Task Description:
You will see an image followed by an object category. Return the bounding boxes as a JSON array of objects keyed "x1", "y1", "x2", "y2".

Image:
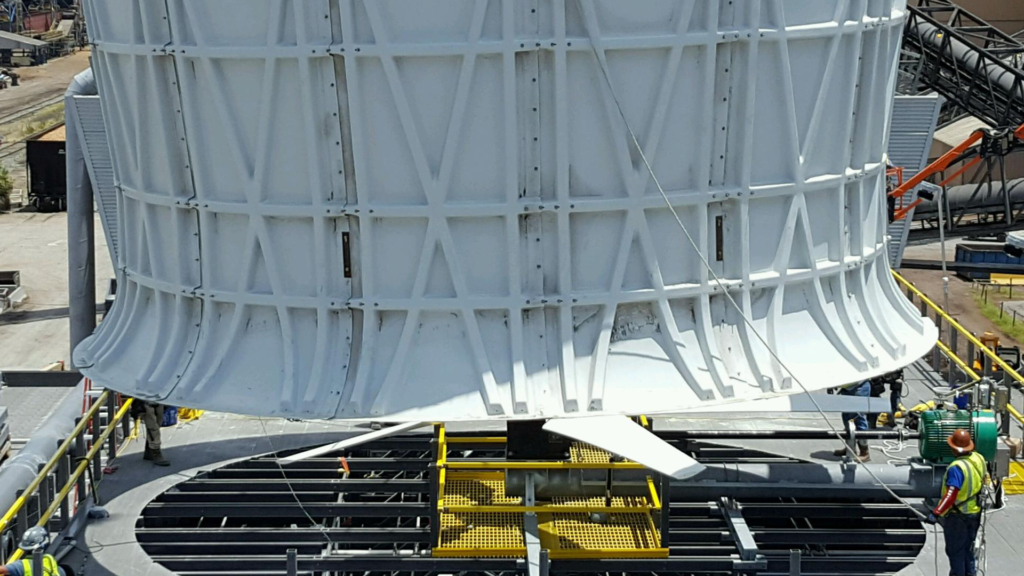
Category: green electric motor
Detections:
[{"x1": 918, "y1": 409, "x2": 998, "y2": 464}]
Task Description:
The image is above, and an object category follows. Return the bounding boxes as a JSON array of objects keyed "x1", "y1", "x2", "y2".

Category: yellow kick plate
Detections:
[{"x1": 1004, "y1": 461, "x2": 1024, "y2": 495}]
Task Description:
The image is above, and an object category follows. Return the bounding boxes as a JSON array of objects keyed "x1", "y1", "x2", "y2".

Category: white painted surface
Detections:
[
  {"x1": 77, "y1": 0, "x2": 936, "y2": 421},
  {"x1": 278, "y1": 421, "x2": 428, "y2": 465},
  {"x1": 544, "y1": 415, "x2": 705, "y2": 479},
  {"x1": 682, "y1": 393, "x2": 893, "y2": 414}
]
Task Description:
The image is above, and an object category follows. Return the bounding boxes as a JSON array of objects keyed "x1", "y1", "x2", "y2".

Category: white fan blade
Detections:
[
  {"x1": 543, "y1": 415, "x2": 705, "y2": 479},
  {"x1": 279, "y1": 421, "x2": 427, "y2": 465}
]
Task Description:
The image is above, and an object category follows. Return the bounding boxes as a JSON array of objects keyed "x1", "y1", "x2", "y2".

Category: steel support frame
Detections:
[
  {"x1": 133, "y1": 433, "x2": 926, "y2": 576},
  {"x1": 903, "y1": 1, "x2": 1024, "y2": 129},
  {"x1": 0, "y1": 371, "x2": 83, "y2": 388},
  {"x1": 718, "y1": 498, "x2": 760, "y2": 563}
]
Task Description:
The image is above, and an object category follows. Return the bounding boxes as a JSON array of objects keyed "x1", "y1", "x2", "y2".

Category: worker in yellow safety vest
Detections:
[
  {"x1": 0, "y1": 527, "x2": 65, "y2": 575},
  {"x1": 924, "y1": 429, "x2": 990, "y2": 576}
]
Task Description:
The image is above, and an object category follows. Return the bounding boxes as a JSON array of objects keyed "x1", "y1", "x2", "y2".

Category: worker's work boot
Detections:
[
  {"x1": 144, "y1": 446, "x2": 170, "y2": 466},
  {"x1": 832, "y1": 446, "x2": 871, "y2": 462}
]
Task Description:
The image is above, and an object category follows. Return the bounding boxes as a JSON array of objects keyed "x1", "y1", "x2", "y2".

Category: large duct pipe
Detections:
[
  {"x1": 66, "y1": 69, "x2": 97, "y2": 366},
  {"x1": 507, "y1": 460, "x2": 943, "y2": 499},
  {"x1": 676, "y1": 460, "x2": 944, "y2": 499},
  {"x1": 912, "y1": 177, "x2": 1024, "y2": 220},
  {"x1": 0, "y1": 381, "x2": 85, "y2": 522}
]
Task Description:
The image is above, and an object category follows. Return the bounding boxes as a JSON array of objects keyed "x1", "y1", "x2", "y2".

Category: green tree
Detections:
[{"x1": 0, "y1": 166, "x2": 12, "y2": 212}]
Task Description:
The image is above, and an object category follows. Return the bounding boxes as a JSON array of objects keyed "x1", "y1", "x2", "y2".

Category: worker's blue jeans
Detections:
[
  {"x1": 839, "y1": 381, "x2": 870, "y2": 446},
  {"x1": 943, "y1": 513, "x2": 981, "y2": 576}
]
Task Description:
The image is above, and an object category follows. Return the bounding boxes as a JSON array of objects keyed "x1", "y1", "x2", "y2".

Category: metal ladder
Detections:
[{"x1": 886, "y1": 96, "x2": 944, "y2": 268}]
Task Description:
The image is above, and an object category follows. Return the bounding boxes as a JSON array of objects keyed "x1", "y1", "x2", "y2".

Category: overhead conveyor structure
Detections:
[
  {"x1": 903, "y1": 0, "x2": 1024, "y2": 130},
  {"x1": 892, "y1": 1, "x2": 1024, "y2": 231}
]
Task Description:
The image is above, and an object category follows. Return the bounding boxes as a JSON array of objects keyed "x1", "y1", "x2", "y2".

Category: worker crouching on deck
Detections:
[{"x1": 925, "y1": 429, "x2": 990, "y2": 576}]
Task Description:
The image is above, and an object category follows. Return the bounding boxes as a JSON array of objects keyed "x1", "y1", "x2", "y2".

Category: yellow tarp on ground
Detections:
[
  {"x1": 178, "y1": 407, "x2": 204, "y2": 423},
  {"x1": 1005, "y1": 461, "x2": 1024, "y2": 495},
  {"x1": 989, "y1": 273, "x2": 1024, "y2": 285}
]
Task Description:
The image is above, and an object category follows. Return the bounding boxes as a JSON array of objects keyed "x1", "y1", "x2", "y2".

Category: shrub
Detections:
[{"x1": 0, "y1": 166, "x2": 12, "y2": 211}]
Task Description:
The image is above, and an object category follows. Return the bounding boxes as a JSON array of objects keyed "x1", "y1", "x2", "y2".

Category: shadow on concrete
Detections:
[{"x1": 0, "y1": 303, "x2": 104, "y2": 326}]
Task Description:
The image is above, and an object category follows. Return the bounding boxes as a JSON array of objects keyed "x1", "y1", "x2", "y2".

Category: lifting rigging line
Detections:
[
  {"x1": 572, "y1": 0, "x2": 932, "y2": 521},
  {"x1": 250, "y1": 2, "x2": 1003, "y2": 562},
  {"x1": 575, "y1": 4, "x2": 1015, "y2": 570}
]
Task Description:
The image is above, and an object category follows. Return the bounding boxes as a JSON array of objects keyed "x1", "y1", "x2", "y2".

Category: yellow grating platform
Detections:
[
  {"x1": 541, "y1": 512, "x2": 664, "y2": 558},
  {"x1": 570, "y1": 442, "x2": 613, "y2": 463},
  {"x1": 552, "y1": 495, "x2": 649, "y2": 508},
  {"x1": 1005, "y1": 461, "x2": 1024, "y2": 495},
  {"x1": 434, "y1": 469, "x2": 666, "y2": 558},
  {"x1": 435, "y1": 474, "x2": 526, "y2": 557},
  {"x1": 443, "y1": 475, "x2": 522, "y2": 506}
]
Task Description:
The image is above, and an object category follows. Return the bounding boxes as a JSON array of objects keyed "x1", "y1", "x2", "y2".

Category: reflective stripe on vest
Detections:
[
  {"x1": 940, "y1": 452, "x2": 986, "y2": 516},
  {"x1": 20, "y1": 554, "x2": 59, "y2": 576}
]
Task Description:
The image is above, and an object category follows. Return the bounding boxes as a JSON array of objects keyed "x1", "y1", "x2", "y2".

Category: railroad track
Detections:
[
  {"x1": 0, "y1": 94, "x2": 63, "y2": 127},
  {"x1": 0, "y1": 95, "x2": 67, "y2": 162}
]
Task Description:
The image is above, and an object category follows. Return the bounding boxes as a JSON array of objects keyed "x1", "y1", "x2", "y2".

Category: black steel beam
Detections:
[
  {"x1": 136, "y1": 527, "x2": 429, "y2": 543},
  {"x1": 152, "y1": 555, "x2": 771, "y2": 573},
  {"x1": 172, "y1": 479, "x2": 430, "y2": 493},
  {"x1": 157, "y1": 492, "x2": 342, "y2": 503},
  {"x1": 714, "y1": 502, "x2": 917, "y2": 520},
  {"x1": 901, "y1": 258, "x2": 1024, "y2": 273},
  {"x1": 764, "y1": 554, "x2": 922, "y2": 574},
  {"x1": 226, "y1": 457, "x2": 430, "y2": 471},
  {"x1": 142, "y1": 502, "x2": 430, "y2": 518},
  {"x1": 142, "y1": 542, "x2": 325, "y2": 556},
  {"x1": 0, "y1": 370, "x2": 82, "y2": 387},
  {"x1": 151, "y1": 556, "x2": 523, "y2": 572},
  {"x1": 752, "y1": 528, "x2": 926, "y2": 546}
]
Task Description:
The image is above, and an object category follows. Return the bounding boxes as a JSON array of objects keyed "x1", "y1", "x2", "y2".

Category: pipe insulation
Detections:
[
  {"x1": 66, "y1": 68, "x2": 97, "y2": 365},
  {"x1": 912, "y1": 177, "x2": 1024, "y2": 220},
  {"x1": 507, "y1": 460, "x2": 944, "y2": 499},
  {"x1": 0, "y1": 380, "x2": 85, "y2": 520}
]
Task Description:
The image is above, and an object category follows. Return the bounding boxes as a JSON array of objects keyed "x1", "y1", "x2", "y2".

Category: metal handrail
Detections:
[
  {"x1": 0, "y1": 389, "x2": 133, "y2": 564},
  {"x1": 892, "y1": 270, "x2": 1024, "y2": 385},
  {"x1": 0, "y1": 390, "x2": 111, "y2": 533},
  {"x1": 1009, "y1": 404, "x2": 1024, "y2": 426},
  {"x1": 935, "y1": 340, "x2": 980, "y2": 382},
  {"x1": 6, "y1": 399, "x2": 133, "y2": 563}
]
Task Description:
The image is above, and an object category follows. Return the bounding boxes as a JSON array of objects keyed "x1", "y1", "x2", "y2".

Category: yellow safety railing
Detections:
[
  {"x1": 0, "y1": 391, "x2": 133, "y2": 563},
  {"x1": 893, "y1": 271, "x2": 1024, "y2": 385},
  {"x1": 935, "y1": 340, "x2": 980, "y2": 382},
  {"x1": 7, "y1": 398, "x2": 133, "y2": 563},
  {"x1": 1009, "y1": 404, "x2": 1024, "y2": 427}
]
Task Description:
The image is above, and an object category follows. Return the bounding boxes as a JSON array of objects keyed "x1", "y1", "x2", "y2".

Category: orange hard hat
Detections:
[{"x1": 948, "y1": 428, "x2": 975, "y2": 455}]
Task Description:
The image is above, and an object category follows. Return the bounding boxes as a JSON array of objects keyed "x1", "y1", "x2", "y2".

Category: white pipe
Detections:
[
  {"x1": 0, "y1": 381, "x2": 85, "y2": 516},
  {"x1": 66, "y1": 68, "x2": 97, "y2": 366}
]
